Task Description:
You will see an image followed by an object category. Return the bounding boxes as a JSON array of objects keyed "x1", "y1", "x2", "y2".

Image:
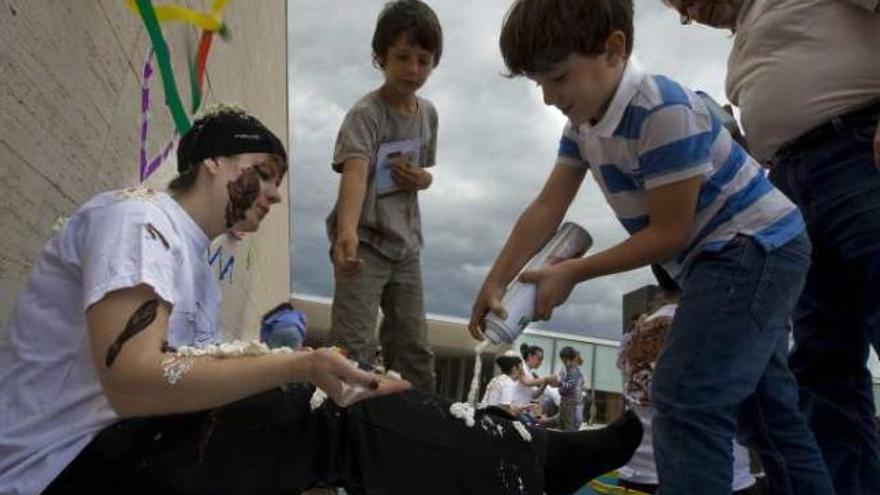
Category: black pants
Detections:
[{"x1": 44, "y1": 385, "x2": 548, "y2": 495}]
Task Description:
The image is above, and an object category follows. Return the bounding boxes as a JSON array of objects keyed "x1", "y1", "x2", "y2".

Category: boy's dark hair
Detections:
[
  {"x1": 499, "y1": 0, "x2": 634, "y2": 76},
  {"x1": 372, "y1": 0, "x2": 443, "y2": 68},
  {"x1": 496, "y1": 355, "x2": 523, "y2": 375},
  {"x1": 559, "y1": 346, "x2": 578, "y2": 361},
  {"x1": 519, "y1": 343, "x2": 544, "y2": 361}
]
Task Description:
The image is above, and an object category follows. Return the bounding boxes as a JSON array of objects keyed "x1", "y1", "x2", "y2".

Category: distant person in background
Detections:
[
  {"x1": 575, "y1": 352, "x2": 594, "y2": 426},
  {"x1": 518, "y1": 344, "x2": 559, "y2": 410},
  {"x1": 481, "y1": 355, "x2": 535, "y2": 418},
  {"x1": 521, "y1": 344, "x2": 546, "y2": 381},
  {"x1": 260, "y1": 302, "x2": 307, "y2": 349},
  {"x1": 617, "y1": 265, "x2": 758, "y2": 494},
  {"x1": 557, "y1": 346, "x2": 586, "y2": 431},
  {"x1": 521, "y1": 344, "x2": 558, "y2": 426},
  {"x1": 537, "y1": 386, "x2": 562, "y2": 429}
]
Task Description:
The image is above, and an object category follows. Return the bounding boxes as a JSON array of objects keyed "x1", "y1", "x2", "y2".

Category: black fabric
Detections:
[
  {"x1": 542, "y1": 410, "x2": 643, "y2": 495},
  {"x1": 43, "y1": 386, "x2": 550, "y2": 495},
  {"x1": 177, "y1": 110, "x2": 287, "y2": 174}
]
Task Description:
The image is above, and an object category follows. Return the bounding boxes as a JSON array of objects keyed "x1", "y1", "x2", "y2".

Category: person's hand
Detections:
[
  {"x1": 305, "y1": 348, "x2": 411, "y2": 407},
  {"x1": 392, "y1": 163, "x2": 432, "y2": 191},
  {"x1": 468, "y1": 283, "x2": 507, "y2": 341},
  {"x1": 873, "y1": 119, "x2": 880, "y2": 168},
  {"x1": 543, "y1": 375, "x2": 560, "y2": 387},
  {"x1": 523, "y1": 403, "x2": 541, "y2": 415},
  {"x1": 519, "y1": 260, "x2": 578, "y2": 321},
  {"x1": 509, "y1": 404, "x2": 529, "y2": 417},
  {"x1": 332, "y1": 230, "x2": 364, "y2": 277}
]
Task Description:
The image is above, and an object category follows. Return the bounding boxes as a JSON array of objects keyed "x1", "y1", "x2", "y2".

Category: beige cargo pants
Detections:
[{"x1": 330, "y1": 244, "x2": 435, "y2": 392}]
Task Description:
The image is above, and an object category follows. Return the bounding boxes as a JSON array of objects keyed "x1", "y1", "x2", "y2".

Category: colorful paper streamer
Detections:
[
  {"x1": 131, "y1": 0, "x2": 231, "y2": 180},
  {"x1": 140, "y1": 49, "x2": 175, "y2": 182},
  {"x1": 132, "y1": 0, "x2": 192, "y2": 134},
  {"x1": 126, "y1": 0, "x2": 230, "y2": 31},
  {"x1": 187, "y1": 30, "x2": 215, "y2": 113}
]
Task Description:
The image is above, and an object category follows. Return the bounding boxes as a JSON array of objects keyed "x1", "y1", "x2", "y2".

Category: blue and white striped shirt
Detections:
[{"x1": 557, "y1": 59, "x2": 804, "y2": 279}]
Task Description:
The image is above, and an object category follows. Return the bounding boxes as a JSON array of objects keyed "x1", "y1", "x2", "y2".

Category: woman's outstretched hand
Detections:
[{"x1": 305, "y1": 348, "x2": 411, "y2": 407}]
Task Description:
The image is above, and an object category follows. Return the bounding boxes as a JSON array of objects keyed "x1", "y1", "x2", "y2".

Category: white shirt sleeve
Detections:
[
  {"x1": 482, "y1": 375, "x2": 518, "y2": 407},
  {"x1": 79, "y1": 198, "x2": 182, "y2": 310}
]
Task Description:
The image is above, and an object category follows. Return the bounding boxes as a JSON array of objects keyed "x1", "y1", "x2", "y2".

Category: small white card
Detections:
[{"x1": 375, "y1": 138, "x2": 421, "y2": 196}]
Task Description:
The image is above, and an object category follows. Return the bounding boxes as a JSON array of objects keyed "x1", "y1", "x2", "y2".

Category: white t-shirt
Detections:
[
  {"x1": 544, "y1": 386, "x2": 561, "y2": 407},
  {"x1": 511, "y1": 379, "x2": 537, "y2": 407},
  {"x1": 0, "y1": 188, "x2": 221, "y2": 495},
  {"x1": 511, "y1": 365, "x2": 541, "y2": 406},
  {"x1": 619, "y1": 301, "x2": 757, "y2": 490},
  {"x1": 618, "y1": 406, "x2": 756, "y2": 490},
  {"x1": 481, "y1": 374, "x2": 517, "y2": 408},
  {"x1": 523, "y1": 364, "x2": 539, "y2": 379}
]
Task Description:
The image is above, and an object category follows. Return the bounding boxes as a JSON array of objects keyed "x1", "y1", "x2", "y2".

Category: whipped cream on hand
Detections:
[{"x1": 307, "y1": 351, "x2": 411, "y2": 409}]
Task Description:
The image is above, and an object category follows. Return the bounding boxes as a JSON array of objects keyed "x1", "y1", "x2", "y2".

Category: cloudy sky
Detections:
[{"x1": 287, "y1": 0, "x2": 735, "y2": 340}]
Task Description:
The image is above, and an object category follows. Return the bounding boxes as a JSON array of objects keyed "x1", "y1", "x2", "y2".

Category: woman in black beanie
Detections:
[{"x1": 2, "y1": 106, "x2": 641, "y2": 495}]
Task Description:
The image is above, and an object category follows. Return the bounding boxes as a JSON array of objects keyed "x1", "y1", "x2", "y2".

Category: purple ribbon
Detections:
[{"x1": 139, "y1": 48, "x2": 175, "y2": 182}]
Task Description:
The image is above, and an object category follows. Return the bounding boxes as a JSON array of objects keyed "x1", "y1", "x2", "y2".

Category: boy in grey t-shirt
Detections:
[{"x1": 326, "y1": 0, "x2": 441, "y2": 392}]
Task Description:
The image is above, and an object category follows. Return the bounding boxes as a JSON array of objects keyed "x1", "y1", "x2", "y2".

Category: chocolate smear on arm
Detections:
[{"x1": 105, "y1": 299, "x2": 159, "y2": 367}]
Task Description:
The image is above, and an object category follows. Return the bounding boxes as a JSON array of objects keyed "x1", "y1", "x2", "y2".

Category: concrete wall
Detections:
[{"x1": 0, "y1": 0, "x2": 290, "y2": 343}]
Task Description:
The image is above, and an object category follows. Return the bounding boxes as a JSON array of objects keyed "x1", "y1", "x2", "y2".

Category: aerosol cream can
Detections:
[{"x1": 484, "y1": 222, "x2": 593, "y2": 345}]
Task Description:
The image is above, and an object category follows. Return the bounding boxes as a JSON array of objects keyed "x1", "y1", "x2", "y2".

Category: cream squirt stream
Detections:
[
  {"x1": 449, "y1": 340, "x2": 533, "y2": 442},
  {"x1": 450, "y1": 222, "x2": 593, "y2": 440}
]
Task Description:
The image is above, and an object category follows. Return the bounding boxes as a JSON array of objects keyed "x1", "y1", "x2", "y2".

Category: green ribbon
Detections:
[
  {"x1": 135, "y1": 0, "x2": 191, "y2": 134},
  {"x1": 187, "y1": 55, "x2": 201, "y2": 114}
]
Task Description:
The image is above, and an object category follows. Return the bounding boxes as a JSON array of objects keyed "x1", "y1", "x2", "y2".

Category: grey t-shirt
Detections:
[{"x1": 326, "y1": 90, "x2": 438, "y2": 261}]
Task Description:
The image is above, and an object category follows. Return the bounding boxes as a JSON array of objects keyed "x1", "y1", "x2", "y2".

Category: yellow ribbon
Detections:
[
  {"x1": 587, "y1": 480, "x2": 651, "y2": 495},
  {"x1": 126, "y1": 0, "x2": 231, "y2": 31}
]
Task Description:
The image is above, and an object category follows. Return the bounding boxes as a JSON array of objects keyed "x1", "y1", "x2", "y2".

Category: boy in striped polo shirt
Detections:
[{"x1": 468, "y1": 0, "x2": 833, "y2": 493}]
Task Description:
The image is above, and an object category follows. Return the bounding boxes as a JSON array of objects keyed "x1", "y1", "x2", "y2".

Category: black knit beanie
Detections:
[{"x1": 176, "y1": 107, "x2": 287, "y2": 174}]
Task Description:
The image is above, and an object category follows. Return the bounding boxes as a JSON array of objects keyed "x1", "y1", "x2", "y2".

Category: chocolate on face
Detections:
[{"x1": 225, "y1": 167, "x2": 261, "y2": 229}]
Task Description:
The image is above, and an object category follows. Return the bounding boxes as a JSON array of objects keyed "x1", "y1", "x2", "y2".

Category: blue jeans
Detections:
[
  {"x1": 769, "y1": 113, "x2": 880, "y2": 495},
  {"x1": 652, "y1": 233, "x2": 832, "y2": 495}
]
